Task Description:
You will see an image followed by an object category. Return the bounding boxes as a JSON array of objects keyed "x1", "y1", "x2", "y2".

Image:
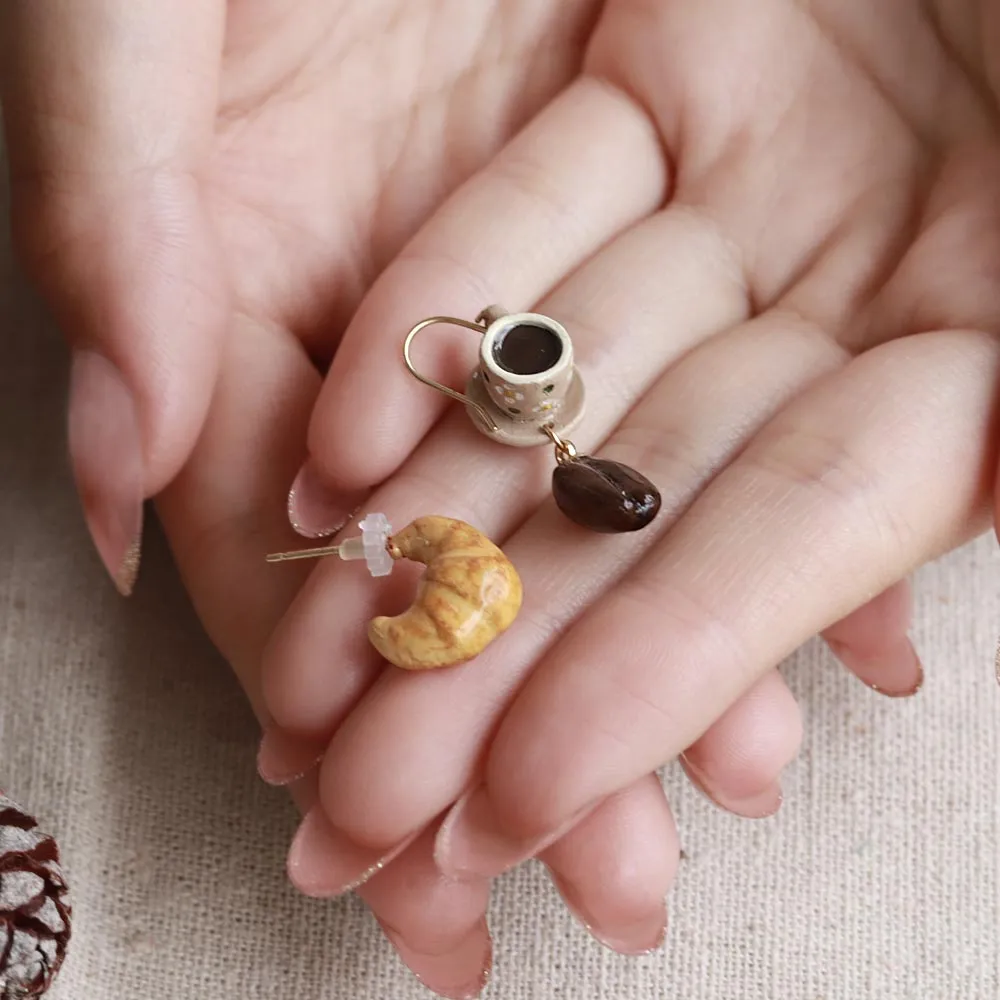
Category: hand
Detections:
[
  {"x1": 259, "y1": 0, "x2": 999, "y2": 975},
  {"x1": 0, "y1": 0, "x2": 592, "y2": 589},
  {"x1": 3, "y1": 2, "x2": 754, "y2": 995}
]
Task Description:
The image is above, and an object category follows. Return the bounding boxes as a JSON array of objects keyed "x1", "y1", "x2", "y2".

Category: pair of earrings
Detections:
[{"x1": 268, "y1": 306, "x2": 661, "y2": 671}]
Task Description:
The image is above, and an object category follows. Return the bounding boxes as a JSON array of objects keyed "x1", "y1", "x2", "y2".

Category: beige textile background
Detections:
[{"x1": 1, "y1": 152, "x2": 998, "y2": 1000}]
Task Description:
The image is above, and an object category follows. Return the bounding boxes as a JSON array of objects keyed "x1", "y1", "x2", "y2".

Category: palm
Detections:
[
  {"x1": 615, "y1": 0, "x2": 1000, "y2": 340},
  {"x1": 164, "y1": 2, "x2": 1000, "y2": 997},
  {"x1": 203, "y1": 0, "x2": 595, "y2": 354}
]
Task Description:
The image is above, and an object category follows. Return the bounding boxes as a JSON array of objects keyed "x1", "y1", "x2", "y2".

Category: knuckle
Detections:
[
  {"x1": 628, "y1": 579, "x2": 753, "y2": 692},
  {"x1": 747, "y1": 422, "x2": 915, "y2": 558},
  {"x1": 493, "y1": 148, "x2": 577, "y2": 227},
  {"x1": 319, "y1": 778, "x2": 387, "y2": 850},
  {"x1": 565, "y1": 586, "x2": 753, "y2": 768},
  {"x1": 380, "y1": 903, "x2": 487, "y2": 957},
  {"x1": 716, "y1": 732, "x2": 794, "y2": 792},
  {"x1": 485, "y1": 741, "x2": 560, "y2": 843},
  {"x1": 393, "y1": 247, "x2": 496, "y2": 312},
  {"x1": 711, "y1": 679, "x2": 804, "y2": 785},
  {"x1": 606, "y1": 423, "x2": 722, "y2": 519}
]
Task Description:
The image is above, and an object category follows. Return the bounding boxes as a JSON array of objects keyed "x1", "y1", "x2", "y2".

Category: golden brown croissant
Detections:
[{"x1": 368, "y1": 516, "x2": 523, "y2": 670}]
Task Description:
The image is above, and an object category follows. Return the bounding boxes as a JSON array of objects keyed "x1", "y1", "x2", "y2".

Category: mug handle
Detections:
[{"x1": 402, "y1": 314, "x2": 501, "y2": 433}]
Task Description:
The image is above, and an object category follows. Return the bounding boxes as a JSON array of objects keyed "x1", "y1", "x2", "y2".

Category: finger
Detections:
[
  {"x1": 442, "y1": 330, "x2": 997, "y2": 877},
  {"x1": 680, "y1": 670, "x2": 800, "y2": 819},
  {"x1": 289, "y1": 818, "x2": 493, "y2": 1000},
  {"x1": 303, "y1": 776, "x2": 676, "y2": 998},
  {"x1": 262, "y1": 202, "x2": 750, "y2": 749},
  {"x1": 540, "y1": 774, "x2": 674, "y2": 956},
  {"x1": 154, "y1": 323, "x2": 492, "y2": 999},
  {"x1": 290, "y1": 76, "x2": 669, "y2": 529},
  {"x1": 823, "y1": 580, "x2": 924, "y2": 697},
  {"x1": 0, "y1": 1, "x2": 229, "y2": 593},
  {"x1": 301, "y1": 308, "x2": 842, "y2": 862},
  {"x1": 157, "y1": 317, "x2": 326, "y2": 702}
]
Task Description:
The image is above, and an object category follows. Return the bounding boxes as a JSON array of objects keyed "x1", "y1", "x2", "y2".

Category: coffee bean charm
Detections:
[
  {"x1": 553, "y1": 454, "x2": 661, "y2": 533},
  {"x1": 543, "y1": 426, "x2": 661, "y2": 533}
]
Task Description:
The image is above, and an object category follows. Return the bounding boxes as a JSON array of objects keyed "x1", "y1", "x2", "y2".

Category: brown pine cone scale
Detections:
[{"x1": 0, "y1": 793, "x2": 70, "y2": 999}]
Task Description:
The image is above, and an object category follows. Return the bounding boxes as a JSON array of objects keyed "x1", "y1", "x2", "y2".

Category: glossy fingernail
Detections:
[
  {"x1": 287, "y1": 808, "x2": 410, "y2": 897},
  {"x1": 829, "y1": 636, "x2": 925, "y2": 698},
  {"x1": 287, "y1": 460, "x2": 362, "y2": 539},
  {"x1": 436, "y1": 787, "x2": 586, "y2": 880},
  {"x1": 257, "y1": 729, "x2": 326, "y2": 786},
  {"x1": 681, "y1": 759, "x2": 783, "y2": 819},
  {"x1": 67, "y1": 350, "x2": 143, "y2": 596},
  {"x1": 380, "y1": 916, "x2": 493, "y2": 1000},
  {"x1": 550, "y1": 872, "x2": 667, "y2": 956}
]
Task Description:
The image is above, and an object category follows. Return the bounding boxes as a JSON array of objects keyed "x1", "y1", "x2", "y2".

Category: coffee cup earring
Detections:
[{"x1": 404, "y1": 305, "x2": 662, "y2": 533}]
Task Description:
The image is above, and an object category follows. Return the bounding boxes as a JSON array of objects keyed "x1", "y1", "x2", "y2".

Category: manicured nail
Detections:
[
  {"x1": 681, "y1": 758, "x2": 783, "y2": 819},
  {"x1": 435, "y1": 787, "x2": 586, "y2": 880},
  {"x1": 380, "y1": 916, "x2": 493, "y2": 1000},
  {"x1": 287, "y1": 460, "x2": 363, "y2": 539},
  {"x1": 829, "y1": 637, "x2": 925, "y2": 698},
  {"x1": 257, "y1": 729, "x2": 326, "y2": 786},
  {"x1": 287, "y1": 808, "x2": 410, "y2": 897},
  {"x1": 67, "y1": 350, "x2": 143, "y2": 596},
  {"x1": 550, "y1": 872, "x2": 667, "y2": 956}
]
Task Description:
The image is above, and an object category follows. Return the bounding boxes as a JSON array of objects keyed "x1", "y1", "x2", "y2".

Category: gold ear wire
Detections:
[{"x1": 402, "y1": 316, "x2": 500, "y2": 433}]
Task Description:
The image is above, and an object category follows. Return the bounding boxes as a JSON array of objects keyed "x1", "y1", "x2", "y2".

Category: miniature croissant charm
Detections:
[
  {"x1": 371, "y1": 516, "x2": 523, "y2": 670},
  {"x1": 267, "y1": 513, "x2": 523, "y2": 671}
]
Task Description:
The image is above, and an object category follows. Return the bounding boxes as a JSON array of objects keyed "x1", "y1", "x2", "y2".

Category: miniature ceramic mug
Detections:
[
  {"x1": 477, "y1": 311, "x2": 575, "y2": 423},
  {"x1": 401, "y1": 305, "x2": 586, "y2": 448}
]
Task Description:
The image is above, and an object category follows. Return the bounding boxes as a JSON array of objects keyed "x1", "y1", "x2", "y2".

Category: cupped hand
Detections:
[
  {"x1": 2, "y1": 1, "x2": 767, "y2": 995},
  {"x1": 0, "y1": 0, "x2": 595, "y2": 588},
  {"x1": 259, "y1": 0, "x2": 1000, "y2": 977}
]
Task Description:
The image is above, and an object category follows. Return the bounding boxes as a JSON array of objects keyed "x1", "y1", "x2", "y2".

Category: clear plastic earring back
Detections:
[{"x1": 265, "y1": 513, "x2": 394, "y2": 577}]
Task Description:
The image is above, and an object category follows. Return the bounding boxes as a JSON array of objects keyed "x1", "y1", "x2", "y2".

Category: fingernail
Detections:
[
  {"x1": 550, "y1": 872, "x2": 667, "y2": 956},
  {"x1": 435, "y1": 786, "x2": 586, "y2": 880},
  {"x1": 257, "y1": 729, "x2": 326, "y2": 786},
  {"x1": 67, "y1": 350, "x2": 143, "y2": 595},
  {"x1": 380, "y1": 916, "x2": 493, "y2": 1000},
  {"x1": 287, "y1": 460, "x2": 361, "y2": 539},
  {"x1": 681, "y1": 758, "x2": 783, "y2": 820},
  {"x1": 829, "y1": 637, "x2": 925, "y2": 698},
  {"x1": 287, "y1": 808, "x2": 411, "y2": 897}
]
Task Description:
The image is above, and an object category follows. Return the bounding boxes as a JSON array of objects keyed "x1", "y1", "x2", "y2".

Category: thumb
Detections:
[{"x1": 0, "y1": 1, "x2": 229, "y2": 594}]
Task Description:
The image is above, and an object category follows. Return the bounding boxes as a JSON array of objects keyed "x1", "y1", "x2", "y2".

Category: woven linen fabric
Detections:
[{"x1": 1, "y1": 160, "x2": 998, "y2": 1000}]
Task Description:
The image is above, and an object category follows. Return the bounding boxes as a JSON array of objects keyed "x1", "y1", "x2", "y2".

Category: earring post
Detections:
[{"x1": 265, "y1": 545, "x2": 341, "y2": 563}]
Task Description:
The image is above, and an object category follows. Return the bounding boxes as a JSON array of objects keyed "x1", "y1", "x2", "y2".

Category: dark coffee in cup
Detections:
[
  {"x1": 478, "y1": 310, "x2": 575, "y2": 427},
  {"x1": 492, "y1": 324, "x2": 564, "y2": 376}
]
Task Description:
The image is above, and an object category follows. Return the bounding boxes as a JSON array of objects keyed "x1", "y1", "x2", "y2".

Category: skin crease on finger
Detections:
[{"x1": 257, "y1": 0, "x2": 1000, "y2": 869}]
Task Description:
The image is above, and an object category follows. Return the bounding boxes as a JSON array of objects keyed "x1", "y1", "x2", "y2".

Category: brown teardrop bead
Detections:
[{"x1": 552, "y1": 455, "x2": 661, "y2": 533}]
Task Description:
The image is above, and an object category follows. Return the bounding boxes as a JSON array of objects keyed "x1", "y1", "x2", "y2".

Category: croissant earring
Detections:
[
  {"x1": 403, "y1": 305, "x2": 662, "y2": 533},
  {"x1": 267, "y1": 514, "x2": 522, "y2": 670}
]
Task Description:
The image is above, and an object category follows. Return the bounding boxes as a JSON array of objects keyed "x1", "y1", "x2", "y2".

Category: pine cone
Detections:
[{"x1": 0, "y1": 793, "x2": 70, "y2": 999}]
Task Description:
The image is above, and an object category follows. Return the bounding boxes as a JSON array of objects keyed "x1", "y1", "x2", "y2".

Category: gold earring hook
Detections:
[{"x1": 402, "y1": 316, "x2": 500, "y2": 433}]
